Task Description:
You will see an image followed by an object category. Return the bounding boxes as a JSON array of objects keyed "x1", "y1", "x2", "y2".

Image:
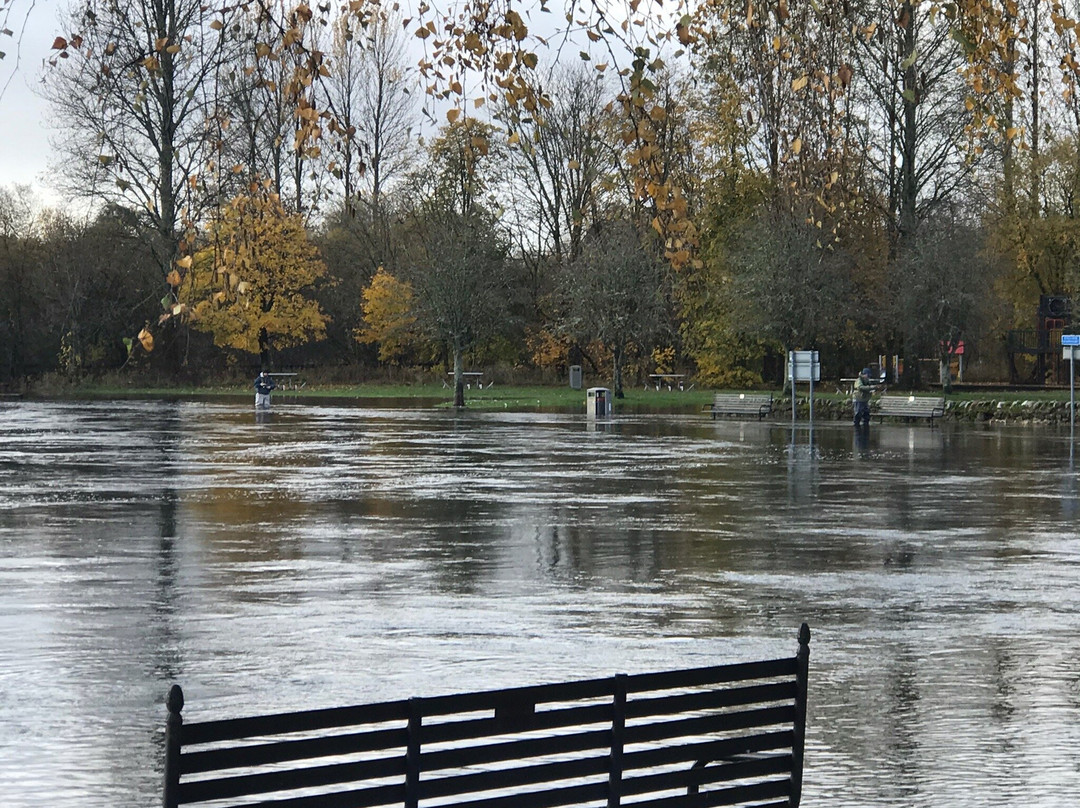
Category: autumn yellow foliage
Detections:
[
  {"x1": 356, "y1": 267, "x2": 422, "y2": 364},
  {"x1": 184, "y1": 190, "x2": 329, "y2": 358}
]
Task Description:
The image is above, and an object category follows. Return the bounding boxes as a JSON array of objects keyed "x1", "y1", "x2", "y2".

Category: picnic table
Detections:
[
  {"x1": 646, "y1": 373, "x2": 689, "y2": 391},
  {"x1": 838, "y1": 374, "x2": 886, "y2": 395},
  {"x1": 444, "y1": 372, "x2": 487, "y2": 389},
  {"x1": 267, "y1": 372, "x2": 304, "y2": 390}
]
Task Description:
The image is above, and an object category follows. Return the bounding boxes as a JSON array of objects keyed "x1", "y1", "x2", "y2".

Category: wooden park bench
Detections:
[
  {"x1": 163, "y1": 624, "x2": 811, "y2": 808},
  {"x1": 709, "y1": 392, "x2": 774, "y2": 420},
  {"x1": 876, "y1": 395, "x2": 946, "y2": 424}
]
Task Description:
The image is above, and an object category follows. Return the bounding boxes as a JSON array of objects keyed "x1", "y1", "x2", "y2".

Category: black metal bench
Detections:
[
  {"x1": 876, "y1": 395, "x2": 946, "y2": 423},
  {"x1": 163, "y1": 624, "x2": 811, "y2": 808},
  {"x1": 709, "y1": 392, "x2": 774, "y2": 420}
]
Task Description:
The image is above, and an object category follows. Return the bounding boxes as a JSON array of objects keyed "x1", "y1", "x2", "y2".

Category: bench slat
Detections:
[
  {"x1": 210, "y1": 783, "x2": 406, "y2": 808},
  {"x1": 627, "y1": 657, "x2": 796, "y2": 691},
  {"x1": 631, "y1": 778, "x2": 791, "y2": 808},
  {"x1": 418, "y1": 754, "x2": 609, "y2": 800},
  {"x1": 178, "y1": 755, "x2": 408, "y2": 804},
  {"x1": 421, "y1": 726, "x2": 610, "y2": 771},
  {"x1": 422, "y1": 702, "x2": 611, "y2": 745},
  {"x1": 624, "y1": 753, "x2": 792, "y2": 797},
  {"x1": 625, "y1": 705, "x2": 797, "y2": 746},
  {"x1": 625, "y1": 680, "x2": 797, "y2": 719},
  {"x1": 180, "y1": 727, "x2": 408, "y2": 774},
  {"x1": 433, "y1": 779, "x2": 609, "y2": 808}
]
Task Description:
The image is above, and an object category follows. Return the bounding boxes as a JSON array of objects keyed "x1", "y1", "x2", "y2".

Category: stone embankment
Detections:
[{"x1": 781, "y1": 396, "x2": 1077, "y2": 423}]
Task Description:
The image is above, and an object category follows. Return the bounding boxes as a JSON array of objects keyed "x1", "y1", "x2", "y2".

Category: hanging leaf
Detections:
[
  {"x1": 950, "y1": 27, "x2": 976, "y2": 55},
  {"x1": 791, "y1": 75, "x2": 809, "y2": 91},
  {"x1": 677, "y1": 20, "x2": 692, "y2": 46},
  {"x1": 166, "y1": 269, "x2": 182, "y2": 286},
  {"x1": 138, "y1": 328, "x2": 154, "y2": 352}
]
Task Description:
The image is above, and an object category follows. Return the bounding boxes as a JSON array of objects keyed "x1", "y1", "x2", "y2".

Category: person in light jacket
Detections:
[{"x1": 852, "y1": 367, "x2": 873, "y2": 427}]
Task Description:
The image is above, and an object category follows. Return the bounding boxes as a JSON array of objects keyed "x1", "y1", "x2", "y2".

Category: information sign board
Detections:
[{"x1": 787, "y1": 350, "x2": 820, "y2": 383}]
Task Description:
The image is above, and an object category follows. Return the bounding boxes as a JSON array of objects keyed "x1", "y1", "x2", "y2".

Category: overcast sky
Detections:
[
  {"x1": 0, "y1": 0, "x2": 670, "y2": 215},
  {"x1": 1, "y1": 0, "x2": 64, "y2": 207}
]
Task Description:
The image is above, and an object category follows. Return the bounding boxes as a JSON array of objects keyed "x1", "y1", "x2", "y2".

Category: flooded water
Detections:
[{"x1": 1, "y1": 399, "x2": 1079, "y2": 807}]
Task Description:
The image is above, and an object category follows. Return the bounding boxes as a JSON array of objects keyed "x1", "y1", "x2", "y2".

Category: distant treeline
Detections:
[{"x1": 5, "y1": 0, "x2": 1079, "y2": 392}]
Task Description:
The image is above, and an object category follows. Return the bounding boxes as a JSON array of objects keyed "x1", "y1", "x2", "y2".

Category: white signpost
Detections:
[
  {"x1": 1063, "y1": 334, "x2": 1080, "y2": 429},
  {"x1": 788, "y1": 350, "x2": 821, "y2": 425}
]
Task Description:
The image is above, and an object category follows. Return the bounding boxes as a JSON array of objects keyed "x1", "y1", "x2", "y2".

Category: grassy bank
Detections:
[
  {"x1": 33, "y1": 380, "x2": 718, "y2": 411},
  {"x1": 23, "y1": 376, "x2": 1080, "y2": 414}
]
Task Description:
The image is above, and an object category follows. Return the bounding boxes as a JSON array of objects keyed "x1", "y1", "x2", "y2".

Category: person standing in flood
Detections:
[
  {"x1": 254, "y1": 371, "x2": 277, "y2": 410},
  {"x1": 852, "y1": 367, "x2": 873, "y2": 427}
]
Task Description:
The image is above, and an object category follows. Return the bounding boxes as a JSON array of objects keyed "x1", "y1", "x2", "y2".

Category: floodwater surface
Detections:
[{"x1": 1, "y1": 400, "x2": 1079, "y2": 807}]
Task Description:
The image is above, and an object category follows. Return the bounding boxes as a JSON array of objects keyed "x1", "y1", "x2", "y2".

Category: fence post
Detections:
[
  {"x1": 608, "y1": 673, "x2": 627, "y2": 808},
  {"x1": 405, "y1": 698, "x2": 421, "y2": 808},
  {"x1": 162, "y1": 685, "x2": 184, "y2": 808},
  {"x1": 791, "y1": 623, "x2": 811, "y2": 808}
]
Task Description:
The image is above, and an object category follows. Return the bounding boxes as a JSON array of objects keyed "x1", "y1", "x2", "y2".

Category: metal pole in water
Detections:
[
  {"x1": 1065, "y1": 337, "x2": 1079, "y2": 431},
  {"x1": 790, "y1": 351, "x2": 796, "y2": 427}
]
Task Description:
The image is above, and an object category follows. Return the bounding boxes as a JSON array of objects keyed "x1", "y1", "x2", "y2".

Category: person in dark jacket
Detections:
[{"x1": 254, "y1": 371, "x2": 277, "y2": 409}]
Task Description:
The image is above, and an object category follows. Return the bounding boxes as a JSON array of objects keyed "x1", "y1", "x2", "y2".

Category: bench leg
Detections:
[{"x1": 687, "y1": 758, "x2": 711, "y2": 797}]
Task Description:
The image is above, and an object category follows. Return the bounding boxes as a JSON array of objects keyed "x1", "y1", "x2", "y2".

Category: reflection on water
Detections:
[{"x1": 1, "y1": 401, "x2": 1079, "y2": 807}]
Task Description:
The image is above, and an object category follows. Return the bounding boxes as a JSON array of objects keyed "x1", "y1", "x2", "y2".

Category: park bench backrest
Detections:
[
  {"x1": 164, "y1": 624, "x2": 811, "y2": 808},
  {"x1": 711, "y1": 393, "x2": 774, "y2": 420},
  {"x1": 876, "y1": 395, "x2": 945, "y2": 421}
]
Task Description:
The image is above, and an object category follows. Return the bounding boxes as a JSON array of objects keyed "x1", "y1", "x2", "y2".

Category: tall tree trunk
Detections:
[
  {"x1": 613, "y1": 345, "x2": 624, "y2": 399},
  {"x1": 898, "y1": 1, "x2": 919, "y2": 248},
  {"x1": 259, "y1": 326, "x2": 271, "y2": 370},
  {"x1": 453, "y1": 334, "x2": 465, "y2": 407}
]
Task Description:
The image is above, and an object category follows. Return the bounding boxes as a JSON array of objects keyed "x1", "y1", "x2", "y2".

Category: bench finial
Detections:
[
  {"x1": 163, "y1": 686, "x2": 184, "y2": 808},
  {"x1": 167, "y1": 684, "x2": 184, "y2": 715}
]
